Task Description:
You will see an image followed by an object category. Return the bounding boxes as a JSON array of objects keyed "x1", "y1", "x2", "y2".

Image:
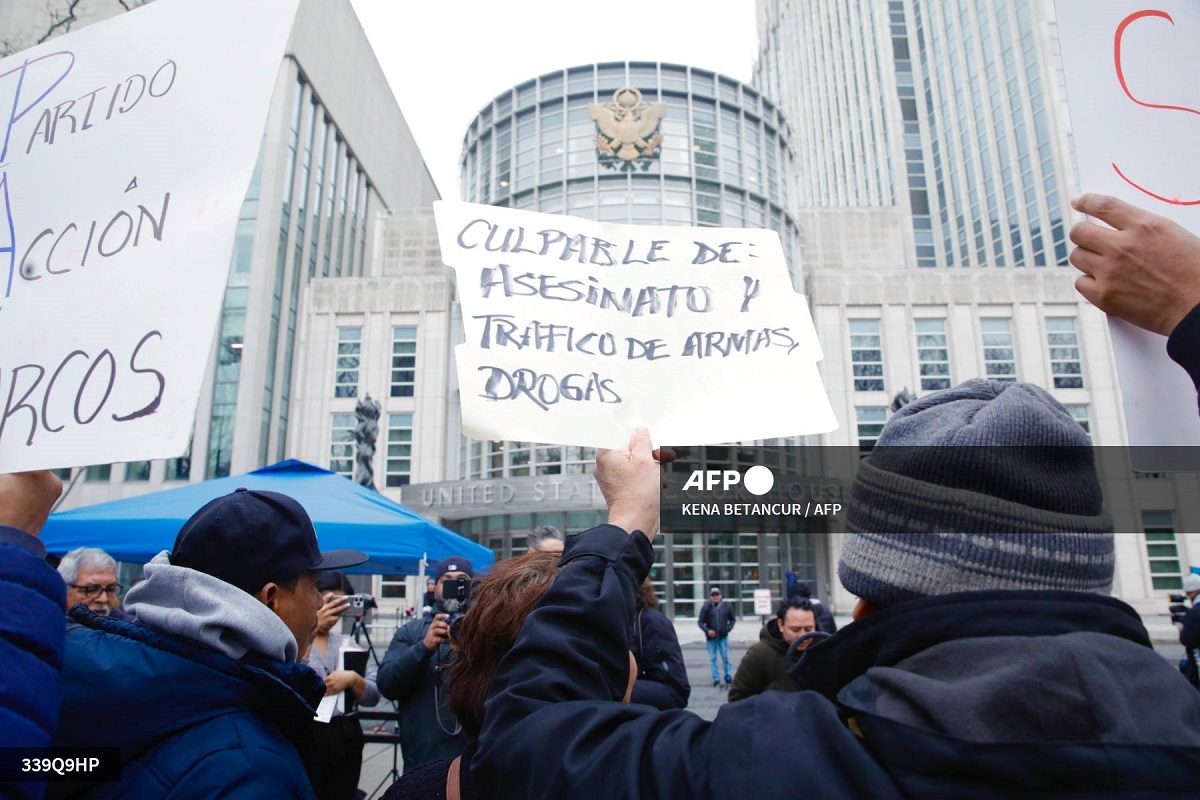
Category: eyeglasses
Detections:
[{"x1": 69, "y1": 583, "x2": 123, "y2": 599}]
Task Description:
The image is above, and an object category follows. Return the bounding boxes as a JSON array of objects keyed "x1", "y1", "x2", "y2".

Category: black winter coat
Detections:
[
  {"x1": 1168, "y1": 301, "x2": 1200, "y2": 414},
  {"x1": 377, "y1": 613, "x2": 468, "y2": 770},
  {"x1": 629, "y1": 606, "x2": 690, "y2": 710},
  {"x1": 472, "y1": 525, "x2": 1200, "y2": 799},
  {"x1": 697, "y1": 599, "x2": 735, "y2": 639}
]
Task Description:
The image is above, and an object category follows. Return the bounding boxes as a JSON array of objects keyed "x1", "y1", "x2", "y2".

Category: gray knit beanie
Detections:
[{"x1": 839, "y1": 379, "x2": 1114, "y2": 606}]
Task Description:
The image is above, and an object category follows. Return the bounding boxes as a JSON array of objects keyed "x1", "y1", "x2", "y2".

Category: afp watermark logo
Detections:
[
  {"x1": 676, "y1": 464, "x2": 843, "y2": 518},
  {"x1": 681, "y1": 465, "x2": 775, "y2": 495}
]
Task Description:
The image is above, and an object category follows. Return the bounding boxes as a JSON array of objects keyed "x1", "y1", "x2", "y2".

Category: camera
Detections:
[
  {"x1": 441, "y1": 576, "x2": 473, "y2": 626},
  {"x1": 339, "y1": 593, "x2": 376, "y2": 616},
  {"x1": 1169, "y1": 593, "x2": 1190, "y2": 626}
]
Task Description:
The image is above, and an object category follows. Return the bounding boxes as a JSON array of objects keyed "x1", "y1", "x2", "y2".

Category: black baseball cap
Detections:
[
  {"x1": 171, "y1": 488, "x2": 367, "y2": 594},
  {"x1": 432, "y1": 556, "x2": 475, "y2": 581}
]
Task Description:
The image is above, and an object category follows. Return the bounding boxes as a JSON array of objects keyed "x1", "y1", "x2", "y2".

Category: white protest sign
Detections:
[
  {"x1": 753, "y1": 588, "x2": 772, "y2": 616},
  {"x1": 435, "y1": 201, "x2": 837, "y2": 448},
  {"x1": 1057, "y1": 0, "x2": 1200, "y2": 450},
  {"x1": 0, "y1": 0, "x2": 300, "y2": 472}
]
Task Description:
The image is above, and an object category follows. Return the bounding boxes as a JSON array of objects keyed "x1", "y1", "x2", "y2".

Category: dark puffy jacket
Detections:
[
  {"x1": 377, "y1": 613, "x2": 468, "y2": 769},
  {"x1": 697, "y1": 599, "x2": 735, "y2": 639},
  {"x1": 1, "y1": 526, "x2": 65, "y2": 800},
  {"x1": 629, "y1": 606, "x2": 690, "y2": 710},
  {"x1": 1168, "y1": 301, "x2": 1200, "y2": 413},
  {"x1": 1182, "y1": 602, "x2": 1200, "y2": 688},
  {"x1": 51, "y1": 607, "x2": 322, "y2": 799},
  {"x1": 728, "y1": 619, "x2": 793, "y2": 701},
  {"x1": 473, "y1": 525, "x2": 1200, "y2": 799}
]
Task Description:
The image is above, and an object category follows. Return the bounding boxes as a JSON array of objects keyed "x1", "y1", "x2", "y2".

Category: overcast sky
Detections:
[{"x1": 348, "y1": 0, "x2": 761, "y2": 199}]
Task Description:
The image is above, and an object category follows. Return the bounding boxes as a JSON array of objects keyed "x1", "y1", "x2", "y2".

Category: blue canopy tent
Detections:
[{"x1": 40, "y1": 460, "x2": 492, "y2": 575}]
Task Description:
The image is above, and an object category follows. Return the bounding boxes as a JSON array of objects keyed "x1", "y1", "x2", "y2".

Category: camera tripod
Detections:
[{"x1": 348, "y1": 609, "x2": 402, "y2": 799}]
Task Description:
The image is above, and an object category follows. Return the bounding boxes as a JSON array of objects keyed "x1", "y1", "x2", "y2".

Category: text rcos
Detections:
[{"x1": 1, "y1": 330, "x2": 166, "y2": 448}]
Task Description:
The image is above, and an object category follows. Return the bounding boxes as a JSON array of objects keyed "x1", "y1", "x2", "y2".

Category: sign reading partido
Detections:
[{"x1": 0, "y1": 0, "x2": 299, "y2": 471}]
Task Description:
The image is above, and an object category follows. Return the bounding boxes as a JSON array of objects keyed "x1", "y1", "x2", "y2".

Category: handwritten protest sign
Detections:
[
  {"x1": 435, "y1": 201, "x2": 837, "y2": 448},
  {"x1": 0, "y1": 0, "x2": 300, "y2": 471},
  {"x1": 1057, "y1": 0, "x2": 1200, "y2": 452}
]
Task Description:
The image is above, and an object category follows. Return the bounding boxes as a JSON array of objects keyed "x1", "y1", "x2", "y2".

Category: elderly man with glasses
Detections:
[{"x1": 57, "y1": 547, "x2": 122, "y2": 617}]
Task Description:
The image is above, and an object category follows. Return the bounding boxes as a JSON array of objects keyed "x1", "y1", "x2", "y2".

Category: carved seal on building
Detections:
[{"x1": 589, "y1": 87, "x2": 667, "y2": 163}]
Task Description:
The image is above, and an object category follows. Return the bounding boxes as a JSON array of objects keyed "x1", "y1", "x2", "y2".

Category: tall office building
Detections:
[
  {"x1": 14, "y1": 0, "x2": 442, "y2": 509},
  {"x1": 756, "y1": 0, "x2": 1073, "y2": 269},
  {"x1": 754, "y1": 0, "x2": 1199, "y2": 612}
]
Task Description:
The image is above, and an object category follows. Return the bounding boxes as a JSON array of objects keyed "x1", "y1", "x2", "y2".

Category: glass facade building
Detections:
[
  {"x1": 755, "y1": 0, "x2": 1073, "y2": 269},
  {"x1": 448, "y1": 62, "x2": 827, "y2": 617},
  {"x1": 204, "y1": 71, "x2": 376, "y2": 479}
]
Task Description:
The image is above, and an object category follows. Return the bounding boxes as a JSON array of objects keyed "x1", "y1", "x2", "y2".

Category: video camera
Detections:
[
  {"x1": 1168, "y1": 594, "x2": 1190, "y2": 626},
  {"x1": 441, "y1": 576, "x2": 472, "y2": 626},
  {"x1": 339, "y1": 593, "x2": 377, "y2": 616}
]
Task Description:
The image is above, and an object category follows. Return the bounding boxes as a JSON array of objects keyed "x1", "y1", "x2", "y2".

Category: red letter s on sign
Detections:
[{"x1": 1113, "y1": 9, "x2": 1200, "y2": 205}]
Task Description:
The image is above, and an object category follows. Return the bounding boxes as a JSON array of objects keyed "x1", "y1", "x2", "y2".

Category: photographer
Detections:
[
  {"x1": 378, "y1": 556, "x2": 475, "y2": 770},
  {"x1": 304, "y1": 571, "x2": 381, "y2": 799}
]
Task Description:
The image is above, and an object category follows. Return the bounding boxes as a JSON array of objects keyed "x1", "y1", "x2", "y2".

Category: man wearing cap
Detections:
[
  {"x1": 378, "y1": 555, "x2": 475, "y2": 770},
  {"x1": 471, "y1": 385, "x2": 1200, "y2": 797},
  {"x1": 697, "y1": 586, "x2": 736, "y2": 688},
  {"x1": 53, "y1": 488, "x2": 367, "y2": 799},
  {"x1": 1180, "y1": 572, "x2": 1200, "y2": 688}
]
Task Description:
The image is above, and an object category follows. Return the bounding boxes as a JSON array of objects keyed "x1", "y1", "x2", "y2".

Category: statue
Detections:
[
  {"x1": 890, "y1": 387, "x2": 917, "y2": 413},
  {"x1": 353, "y1": 394, "x2": 381, "y2": 490}
]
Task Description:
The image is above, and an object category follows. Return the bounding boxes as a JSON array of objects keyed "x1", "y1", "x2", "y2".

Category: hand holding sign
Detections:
[
  {"x1": 435, "y1": 201, "x2": 837, "y2": 448},
  {"x1": 1057, "y1": 0, "x2": 1200, "y2": 450},
  {"x1": 1069, "y1": 193, "x2": 1200, "y2": 336}
]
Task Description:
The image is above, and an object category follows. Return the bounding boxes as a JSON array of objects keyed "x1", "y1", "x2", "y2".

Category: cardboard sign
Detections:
[
  {"x1": 435, "y1": 201, "x2": 837, "y2": 448},
  {"x1": 0, "y1": 0, "x2": 300, "y2": 471},
  {"x1": 1057, "y1": 0, "x2": 1200, "y2": 452}
]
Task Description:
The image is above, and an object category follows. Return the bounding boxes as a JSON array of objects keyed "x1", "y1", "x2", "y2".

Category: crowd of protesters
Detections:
[{"x1": 3, "y1": 191, "x2": 1200, "y2": 798}]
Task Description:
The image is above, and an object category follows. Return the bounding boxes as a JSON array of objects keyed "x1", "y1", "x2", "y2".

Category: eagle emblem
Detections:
[{"x1": 589, "y1": 87, "x2": 667, "y2": 164}]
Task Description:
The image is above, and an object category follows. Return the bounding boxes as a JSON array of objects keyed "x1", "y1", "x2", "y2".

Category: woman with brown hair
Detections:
[{"x1": 383, "y1": 551, "x2": 636, "y2": 799}]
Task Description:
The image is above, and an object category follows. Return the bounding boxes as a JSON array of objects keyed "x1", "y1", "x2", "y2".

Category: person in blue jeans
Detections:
[{"x1": 697, "y1": 587, "x2": 736, "y2": 689}]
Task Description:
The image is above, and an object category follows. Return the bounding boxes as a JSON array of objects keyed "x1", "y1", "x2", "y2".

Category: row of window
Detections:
[
  {"x1": 850, "y1": 316, "x2": 1083, "y2": 393},
  {"x1": 855, "y1": 401, "x2": 1091, "y2": 452},
  {"x1": 329, "y1": 412, "x2": 413, "y2": 487},
  {"x1": 332, "y1": 326, "x2": 417, "y2": 399}
]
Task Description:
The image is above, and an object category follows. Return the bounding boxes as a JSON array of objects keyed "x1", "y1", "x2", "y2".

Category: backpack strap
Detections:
[{"x1": 446, "y1": 755, "x2": 462, "y2": 800}]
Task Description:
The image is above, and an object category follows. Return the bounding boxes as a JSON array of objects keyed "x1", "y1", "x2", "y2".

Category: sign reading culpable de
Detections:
[
  {"x1": 435, "y1": 201, "x2": 838, "y2": 449},
  {"x1": 0, "y1": 0, "x2": 300, "y2": 471}
]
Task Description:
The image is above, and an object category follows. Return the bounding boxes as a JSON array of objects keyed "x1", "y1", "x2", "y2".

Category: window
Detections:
[
  {"x1": 380, "y1": 575, "x2": 407, "y2": 599},
  {"x1": 1064, "y1": 404, "x2": 1091, "y2": 439},
  {"x1": 1143, "y1": 512, "x2": 1183, "y2": 591},
  {"x1": 334, "y1": 327, "x2": 361, "y2": 398},
  {"x1": 390, "y1": 326, "x2": 417, "y2": 398},
  {"x1": 916, "y1": 318, "x2": 951, "y2": 391},
  {"x1": 856, "y1": 408, "x2": 888, "y2": 455},
  {"x1": 125, "y1": 461, "x2": 151, "y2": 482},
  {"x1": 85, "y1": 465, "x2": 111, "y2": 482},
  {"x1": 1047, "y1": 317, "x2": 1084, "y2": 388},
  {"x1": 330, "y1": 413, "x2": 356, "y2": 477},
  {"x1": 386, "y1": 414, "x2": 414, "y2": 488},
  {"x1": 849, "y1": 319, "x2": 885, "y2": 391},
  {"x1": 980, "y1": 319, "x2": 1017, "y2": 382},
  {"x1": 166, "y1": 439, "x2": 192, "y2": 481}
]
